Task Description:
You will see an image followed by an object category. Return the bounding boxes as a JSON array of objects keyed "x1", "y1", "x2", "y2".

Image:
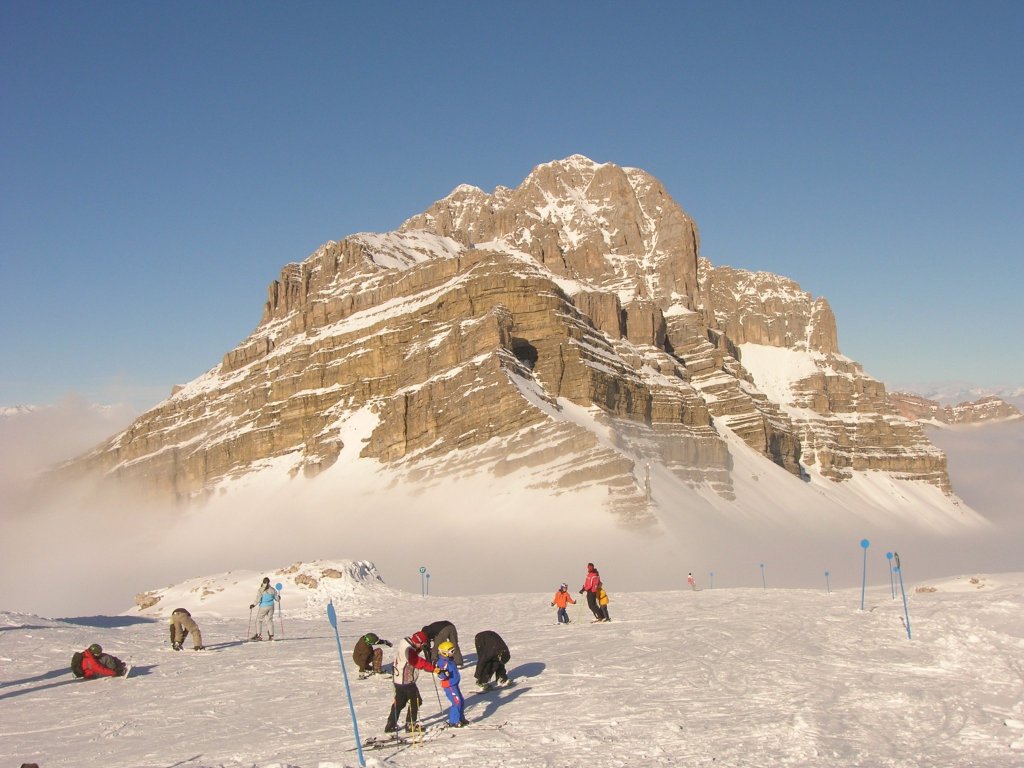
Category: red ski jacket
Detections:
[{"x1": 81, "y1": 649, "x2": 118, "y2": 678}]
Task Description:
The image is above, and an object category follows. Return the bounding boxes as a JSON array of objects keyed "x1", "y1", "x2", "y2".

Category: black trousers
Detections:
[
  {"x1": 586, "y1": 591, "x2": 602, "y2": 619},
  {"x1": 385, "y1": 682, "x2": 422, "y2": 730}
]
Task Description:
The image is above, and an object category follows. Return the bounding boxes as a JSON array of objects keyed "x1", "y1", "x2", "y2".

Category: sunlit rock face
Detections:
[{"x1": 61, "y1": 155, "x2": 952, "y2": 515}]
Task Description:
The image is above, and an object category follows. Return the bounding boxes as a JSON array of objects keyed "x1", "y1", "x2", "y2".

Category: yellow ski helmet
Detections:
[{"x1": 437, "y1": 641, "x2": 456, "y2": 658}]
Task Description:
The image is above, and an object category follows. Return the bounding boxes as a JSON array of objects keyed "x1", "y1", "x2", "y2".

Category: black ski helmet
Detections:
[{"x1": 88, "y1": 643, "x2": 102, "y2": 655}]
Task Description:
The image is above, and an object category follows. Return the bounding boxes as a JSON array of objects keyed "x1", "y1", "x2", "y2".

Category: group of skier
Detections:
[
  {"x1": 70, "y1": 565, "x2": 626, "y2": 739},
  {"x1": 552, "y1": 562, "x2": 610, "y2": 623},
  {"x1": 354, "y1": 620, "x2": 511, "y2": 733}
]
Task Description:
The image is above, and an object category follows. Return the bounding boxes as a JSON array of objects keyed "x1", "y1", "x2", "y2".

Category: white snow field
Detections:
[{"x1": 2, "y1": 563, "x2": 1023, "y2": 768}]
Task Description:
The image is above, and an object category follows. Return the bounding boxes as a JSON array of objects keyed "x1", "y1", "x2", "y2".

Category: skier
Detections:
[
  {"x1": 169, "y1": 607, "x2": 205, "y2": 650},
  {"x1": 384, "y1": 630, "x2": 437, "y2": 733},
  {"x1": 249, "y1": 577, "x2": 280, "y2": 641},
  {"x1": 688, "y1": 572, "x2": 697, "y2": 590},
  {"x1": 578, "y1": 562, "x2": 603, "y2": 621},
  {"x1": 72, "y1": 643, "x2": 127, "y2": 678},
  {"x1": 597, "y1": 581, "x2": 611, "y2": 622},
  {"x1": 473, "y1": 630, "x2": 511, "y2": 689},
  {"x1": 435, "y1": 640, "x2": 469, "y2": 727},
  {"x1": 353, "y1": 632, "x2": 393, "y2": 678},
  {"x1": 551, "y1": 583, "x2": 576, "y2": 624},
  {"x1": 422, "y1": 619, "x2": 464, "y2": 666}
]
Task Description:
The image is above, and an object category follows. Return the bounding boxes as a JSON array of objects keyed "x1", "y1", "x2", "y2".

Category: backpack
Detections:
[{"x1": 71, "y1": 651, "x2": 85, "y2": 678}]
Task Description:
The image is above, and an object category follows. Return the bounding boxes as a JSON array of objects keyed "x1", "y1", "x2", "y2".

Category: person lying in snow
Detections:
[{"x1": 71, "y1": 643, "x2": 127, "y2": 678}]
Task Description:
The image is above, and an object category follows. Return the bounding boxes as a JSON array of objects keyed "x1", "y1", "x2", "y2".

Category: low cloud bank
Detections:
[{"x1": 2, "y1": 402, "x2": 1021, "y2": 618}]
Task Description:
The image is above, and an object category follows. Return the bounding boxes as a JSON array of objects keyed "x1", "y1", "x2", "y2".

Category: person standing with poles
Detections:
[
  {"x1": 384, "y1": 630, "x2": 437, "y2": 733},
  {"x1": 578, "y1": 562, "x2": 603, "y2": 622},
  {"x1": 249, "y1": 577, "x2": 280, "y2": 641},
  {"x1": 435, "y1": 640, "x2": 469, "y2": 727}
]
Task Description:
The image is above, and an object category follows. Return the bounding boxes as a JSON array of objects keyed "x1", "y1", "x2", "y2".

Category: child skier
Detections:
[
  {"x1": 597, "y1": 582, "x2": 611, "y2": 622},
  {"x1": 688, "y1": 572, "x2": 697, "y2": 590},
  {"x1": 435, "y1": 640, "x2": 469, "y2": 727},
  {"x1": 551, "y1": 583, "x2": 576, "y2": 624}
]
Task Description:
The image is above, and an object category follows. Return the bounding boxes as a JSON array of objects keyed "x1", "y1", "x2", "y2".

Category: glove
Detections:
[
  {"x1": 550, "y1": 602, "x2": 555, "y2": 606},
  {"x1": 437, "y1": 669, "x2": 449, "y2": 680},
  {"x1": 383, "y1": 640, "x2": 393, "y2": 647},
  {"x1": 578, "y1": 589, "x2": 584, "y2": 594},
  {"x1": 249, "y1": 604, "x2": 255, "y2": 609}
]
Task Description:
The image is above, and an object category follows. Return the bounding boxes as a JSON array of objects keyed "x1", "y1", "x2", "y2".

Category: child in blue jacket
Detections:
[{"x1": 436, "y1": 641, "x2": 469, "y2": 727}]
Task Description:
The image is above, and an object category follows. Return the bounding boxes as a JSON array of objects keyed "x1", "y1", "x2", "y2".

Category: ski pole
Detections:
[
  {"x1": 431, "y1": 670, "x2": 444, "y2": 714},
  {"x1": 327, "y1": 600, "x2": 366, "y2": 767},
  {"x1": 275, "y1": 583, "x2": 285, "y2": 637},
  {"x1": 246, "y1": 606, "x2": 254, "y2": 640}
]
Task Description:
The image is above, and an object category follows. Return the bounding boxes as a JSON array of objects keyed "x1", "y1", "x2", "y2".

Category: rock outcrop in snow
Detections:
[{"x1": 130, "y1": 560, "x2": 392, "y2": 620}]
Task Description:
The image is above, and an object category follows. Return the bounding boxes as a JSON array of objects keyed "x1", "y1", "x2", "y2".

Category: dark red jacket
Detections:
[{"x1": 81, "y1": 649, "x2": 118, "y2": 678}]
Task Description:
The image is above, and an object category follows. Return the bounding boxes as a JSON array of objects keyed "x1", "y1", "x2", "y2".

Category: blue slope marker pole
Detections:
[
  {"x1": 419, "y1": 566, "x2": 426, "y2": 598},
  {"x1": 709, "y1": 571, "x2": 714, "y2": 590},
  {"x1": 859, "y1": 539, "x2": 870, "y2": 611},
  {"x1": 893, "y1": 552, "x2": 912, "y2": 640},
  {"x1": 327, "y1": 600, "x2": 365, "y2": 767},
  {"x1": 760, "y1": 563, "x2": 766, "y2": 591},
  {"x1": 825, "y1": 570, "x2": 831, "y2": 595},
  {"x1": 886, "y1": 552, "x2": 896, "y2": 599},
  {"x1": 275, "y1": 583, "x2": 285, "y2": 637}
]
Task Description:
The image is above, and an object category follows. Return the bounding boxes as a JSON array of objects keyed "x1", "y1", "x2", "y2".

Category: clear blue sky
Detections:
[{"x1": 2, "y1": 2, "x2": 1022, "y2": 409}]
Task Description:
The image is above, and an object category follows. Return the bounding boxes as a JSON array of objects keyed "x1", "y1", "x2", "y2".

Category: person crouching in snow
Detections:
[
  {"x1": 169, "y1": 607, "x2": 205, "y2": 650},
  {"x1": 249, "y1": 577, "x2": 279, "y2": 641},
  {"x1": 384, "y1": 630, "x2": 436, "y2": 733},
  {"x1": 353, "y1": 632, "x2": 393, "y2": 678},
  {"x1": 72, "y1": 643, "x2": 127, "y2": 678},
  {"x1": 474, "y1": 630, "x2": 511, "y2": 688},
  {"x1": 551, "y1": 583, "x2": 576, "y2": 624},
  {"x1": 435, "y1": 640, "x2": 469, "y2": 727}
]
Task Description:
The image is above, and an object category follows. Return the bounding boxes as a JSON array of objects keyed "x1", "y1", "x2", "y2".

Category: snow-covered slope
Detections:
[
  {"x1": 3, "y1": 570, "x2": 1023, "y2": 767},
  {"x1": 129, "y1": 560, "x2": 397, "y2": 620}
]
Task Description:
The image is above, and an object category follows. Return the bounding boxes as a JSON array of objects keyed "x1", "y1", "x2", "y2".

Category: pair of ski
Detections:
[
  {"x1": 360, "y1": 723, "x2": 455, "y2": 751},
  {"x1": 356, "y1": 719, "x2": 510, "y2": 752}
]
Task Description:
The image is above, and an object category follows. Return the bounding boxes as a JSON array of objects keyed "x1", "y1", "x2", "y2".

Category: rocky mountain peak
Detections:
[
  {"x1": 59, "y1": 156, "x2": 956, "y2": 518},
  {"x1": 401, "y1": 155, "x2": 700, "y2": 309}
]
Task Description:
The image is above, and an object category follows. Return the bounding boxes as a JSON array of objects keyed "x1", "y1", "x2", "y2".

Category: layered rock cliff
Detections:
[
  {"x1": 61, "y1": 155, "x2": 953, "y2": 515},
  {"x1": 888, "y1": 392, "x2": 1023, "y2": 426}
]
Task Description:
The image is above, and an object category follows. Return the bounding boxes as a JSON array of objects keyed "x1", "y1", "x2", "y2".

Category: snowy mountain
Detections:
[
  {"x1": 59, "y1": 156, "x2": 956, "y2": 506},
  {"x1": 3, "y1": 563, "x2": 1023, "y2": 767},
  {"x1": 9, "y1": 155, "x2": 1015, "y2": 617}
]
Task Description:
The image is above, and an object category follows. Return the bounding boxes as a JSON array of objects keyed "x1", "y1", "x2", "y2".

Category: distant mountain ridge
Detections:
[
  {"x1": 59, "y1": 155, "x2": 959, "y2": 521},
  {"x1": 888, "y1": 392, "x2": 1022, "y2": 426}
]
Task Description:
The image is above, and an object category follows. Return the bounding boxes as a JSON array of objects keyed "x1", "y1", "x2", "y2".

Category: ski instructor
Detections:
[
  {"x1": 249, "y1": 577, "x2": 280, "y2": 641},
  {"x1": 384, "y1": 630, "x2": 437, "y2": 733},
  {"x1": 579, "y1": 562, "x2": 603, "y2": 621}
]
